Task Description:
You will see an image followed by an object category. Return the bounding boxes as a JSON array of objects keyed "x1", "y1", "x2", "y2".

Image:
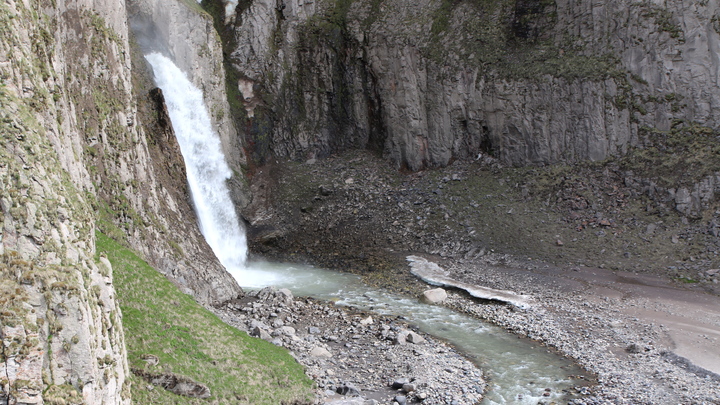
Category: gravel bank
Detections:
[
  {"x1": 213, "y1": 287, "x2": 486, "y2": 404},
  {"x1": 432, "y1": 254, "x2": 720, "y2": 404},
  {"x1": 242, "y1": 150, "x2": 720, "y2": 404}
]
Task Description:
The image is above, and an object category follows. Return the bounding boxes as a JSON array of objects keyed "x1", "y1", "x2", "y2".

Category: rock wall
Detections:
[
  {"x1": 116, "y1": 0, "x2": 244, "y2": 304},
  {"x1": 220, "y1": 0, "x2": 720, "y2": 170},
  {"x1": 0, "y1": 1, "x2": 131, "y2": 403},
  {"x1": 1, "y1": 0, "x2": 243, "y2": 403}
]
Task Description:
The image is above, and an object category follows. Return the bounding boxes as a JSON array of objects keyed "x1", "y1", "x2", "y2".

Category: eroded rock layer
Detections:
[{"x1": 1, "y1": 0, "x2": 243, "y2": 403}]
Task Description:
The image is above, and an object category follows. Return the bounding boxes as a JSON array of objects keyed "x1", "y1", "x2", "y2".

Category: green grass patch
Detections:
[
  {"x1": 675, "y1": 276, "x2": 699, "y2": 284},
  {"x1": 178, "y1": 0, "x2": 208, "y2": 15},
  {"x1": 96, "y1": 232, "x2": 314, "y2": 404}
]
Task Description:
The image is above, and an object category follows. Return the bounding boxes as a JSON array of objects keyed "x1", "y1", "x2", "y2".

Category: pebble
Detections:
[
  {"x1": 221, "y1": 150, "x2": 720, "y2": 403},
  {"x1": 439, "y1": 259, "x2": 720, "y2": 404}
]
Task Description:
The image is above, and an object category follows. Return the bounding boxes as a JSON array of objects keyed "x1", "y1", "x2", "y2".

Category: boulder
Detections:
[
  {"x1": 278, "y1": 288, "x2": 294, "y2": 304},
  {"x1": 336, "y1": 384, "x2": 361, "y2": 396},
  {"x1": 420, "y1": 288, "x2": 448, "y2": 304},
  {"x1": 391, "y1": 378, "x2": 410, "y2": 389},
  {"x1": 402, "y1": 383, "x2": 417, "y2": 392},
  {"x1": 250, "y1": 326, "x2": 272, "y2": 341},
  {"x1": 406, "y1": 331, "x2": 426, "y2": 344},
  {"x1": 310, "y1": 346, "x2": 332, "y2": 358},
  {"x1": 396, "y1": 329, "x2": 426, "y2": 345},
  {"x1": 132, "y1": 368, "x2": 211, "y2": 398}
]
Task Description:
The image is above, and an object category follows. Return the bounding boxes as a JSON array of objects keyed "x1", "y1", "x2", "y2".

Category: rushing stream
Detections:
[
  {"x1": 146, "y1": 52, "x2": 587, "y2": 404},
  {"x1": 241, "y1": 261, "x2": 587, "y2": 404}
]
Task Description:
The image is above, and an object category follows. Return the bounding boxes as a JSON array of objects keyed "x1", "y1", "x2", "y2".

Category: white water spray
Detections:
[{"x1": 145, "y1": 52, "x2": 247, "y2": 271}]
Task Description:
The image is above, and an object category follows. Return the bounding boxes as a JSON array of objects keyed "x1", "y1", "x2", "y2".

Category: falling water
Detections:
[
  {"x1": 145, "y1": 52, "x2": 247, "y2": 270},
  {"x1": 144, "y1": 52, "x2": 588, "y2": 404}
]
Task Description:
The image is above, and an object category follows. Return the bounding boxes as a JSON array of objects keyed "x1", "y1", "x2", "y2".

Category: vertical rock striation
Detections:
[
  {"x1": 1, "y1": 1, "x2": 131, "y2": 403},
  {"x1": 219, "y1": 0, "x2": 720, "y2": 170},
  {"x1": 128, "y1": 0, "x2": 248, "y2": 207}
]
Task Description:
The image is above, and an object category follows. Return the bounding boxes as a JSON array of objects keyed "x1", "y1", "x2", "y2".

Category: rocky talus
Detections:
[
  {"x1": 242, "y1": 149, "x2": 720, "y2": 404},
  {"x1": 245, "y1": 150, "x2": 720, "y2": 291}
]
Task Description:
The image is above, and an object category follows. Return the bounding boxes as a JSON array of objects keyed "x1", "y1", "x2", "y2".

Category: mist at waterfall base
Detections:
[{"x1": 145, "y1": 52, "x2": 587, "y2": 405}]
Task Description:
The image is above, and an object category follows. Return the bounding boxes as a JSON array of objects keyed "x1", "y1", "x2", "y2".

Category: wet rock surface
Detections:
[{"x1": 214, "y1": 287, "x2": 485, "y2": 404}]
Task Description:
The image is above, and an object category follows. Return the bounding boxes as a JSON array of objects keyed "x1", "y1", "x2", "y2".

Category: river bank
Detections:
[
  {"x1": 212, "y1": 286, "x2": 488, "y2": 404},
  {"x1": 427, "y1": 254, "x2": 720, "y2": 404},
  {"x1": 214, "y1": 255, "x2": 720, "y2": 404},
  {"x1": 242, "y1": 150, "x2": 720, "y2": 404}
]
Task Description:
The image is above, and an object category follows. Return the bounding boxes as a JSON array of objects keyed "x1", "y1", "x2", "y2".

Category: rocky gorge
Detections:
[{"x1": 2, "y1": 0, "x2": 720, "y2": 404}]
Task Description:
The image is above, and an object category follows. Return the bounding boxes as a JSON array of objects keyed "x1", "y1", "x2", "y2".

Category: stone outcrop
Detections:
[
  {"x1": 131, "y1": 368, "x2": 212, "y2": 398},
  {"x1": 1, "y1": 1, "x2": 131, "y2": 402},
  {"x1": 220, "y1": 0, "x2": 720, "y2": 171},
  {"x1": 420, "y1": 288, "x2": 448, "y2": 304}
]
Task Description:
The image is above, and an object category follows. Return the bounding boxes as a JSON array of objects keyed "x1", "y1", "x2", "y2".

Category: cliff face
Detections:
[
  {"x1": 118, "y1": 0, "x2": 243, "y2": 305},
  {"x1": 1, "y1": 1, "x2": 131, "y2": 403},
  {"x1": 1, "y1": 0, "x2": 242, "y2": 403},
  {"x1": 221, "y1": 0, "x2": 720, "y2": 171}
]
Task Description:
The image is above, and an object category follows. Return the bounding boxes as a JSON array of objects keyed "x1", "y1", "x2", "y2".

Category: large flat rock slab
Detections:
[{"x1": 407, "y1": 256, "x2": 532, "y2": 309}]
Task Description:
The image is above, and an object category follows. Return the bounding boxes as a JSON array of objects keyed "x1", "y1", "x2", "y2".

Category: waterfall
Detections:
[{"x1": 145, "y1": 52, "x2": 247, "y2": 271}]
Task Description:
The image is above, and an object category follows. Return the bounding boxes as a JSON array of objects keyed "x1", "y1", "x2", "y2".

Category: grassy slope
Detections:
[{"x1": 95, "y1": 232, "x2": 314, "y2": 404}]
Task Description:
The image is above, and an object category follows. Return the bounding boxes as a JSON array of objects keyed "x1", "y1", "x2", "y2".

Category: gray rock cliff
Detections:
[
  {"x1": 1, "y1": 2, "x2": 131, "y2": 403},
  {"x1": 220, "y1": 0, "x2": 720, "y2": 170},
  {"x1": 129, "y1": 0, "x2": 247, "y2": 179}
]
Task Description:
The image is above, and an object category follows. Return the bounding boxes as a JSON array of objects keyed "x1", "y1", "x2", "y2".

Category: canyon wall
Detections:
[
  {"x1": 1, "y1": 0, "x2": 242, "y2": 403},
  {"x1": 128, "y1": 0, "x2": 248, "y2": 206},
  {"x1": 220, "y1": 0, "x2": 720, "y2": 171},
  {"x1": 1, "y1": 1, "x2": 131, "y2": 402}
]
